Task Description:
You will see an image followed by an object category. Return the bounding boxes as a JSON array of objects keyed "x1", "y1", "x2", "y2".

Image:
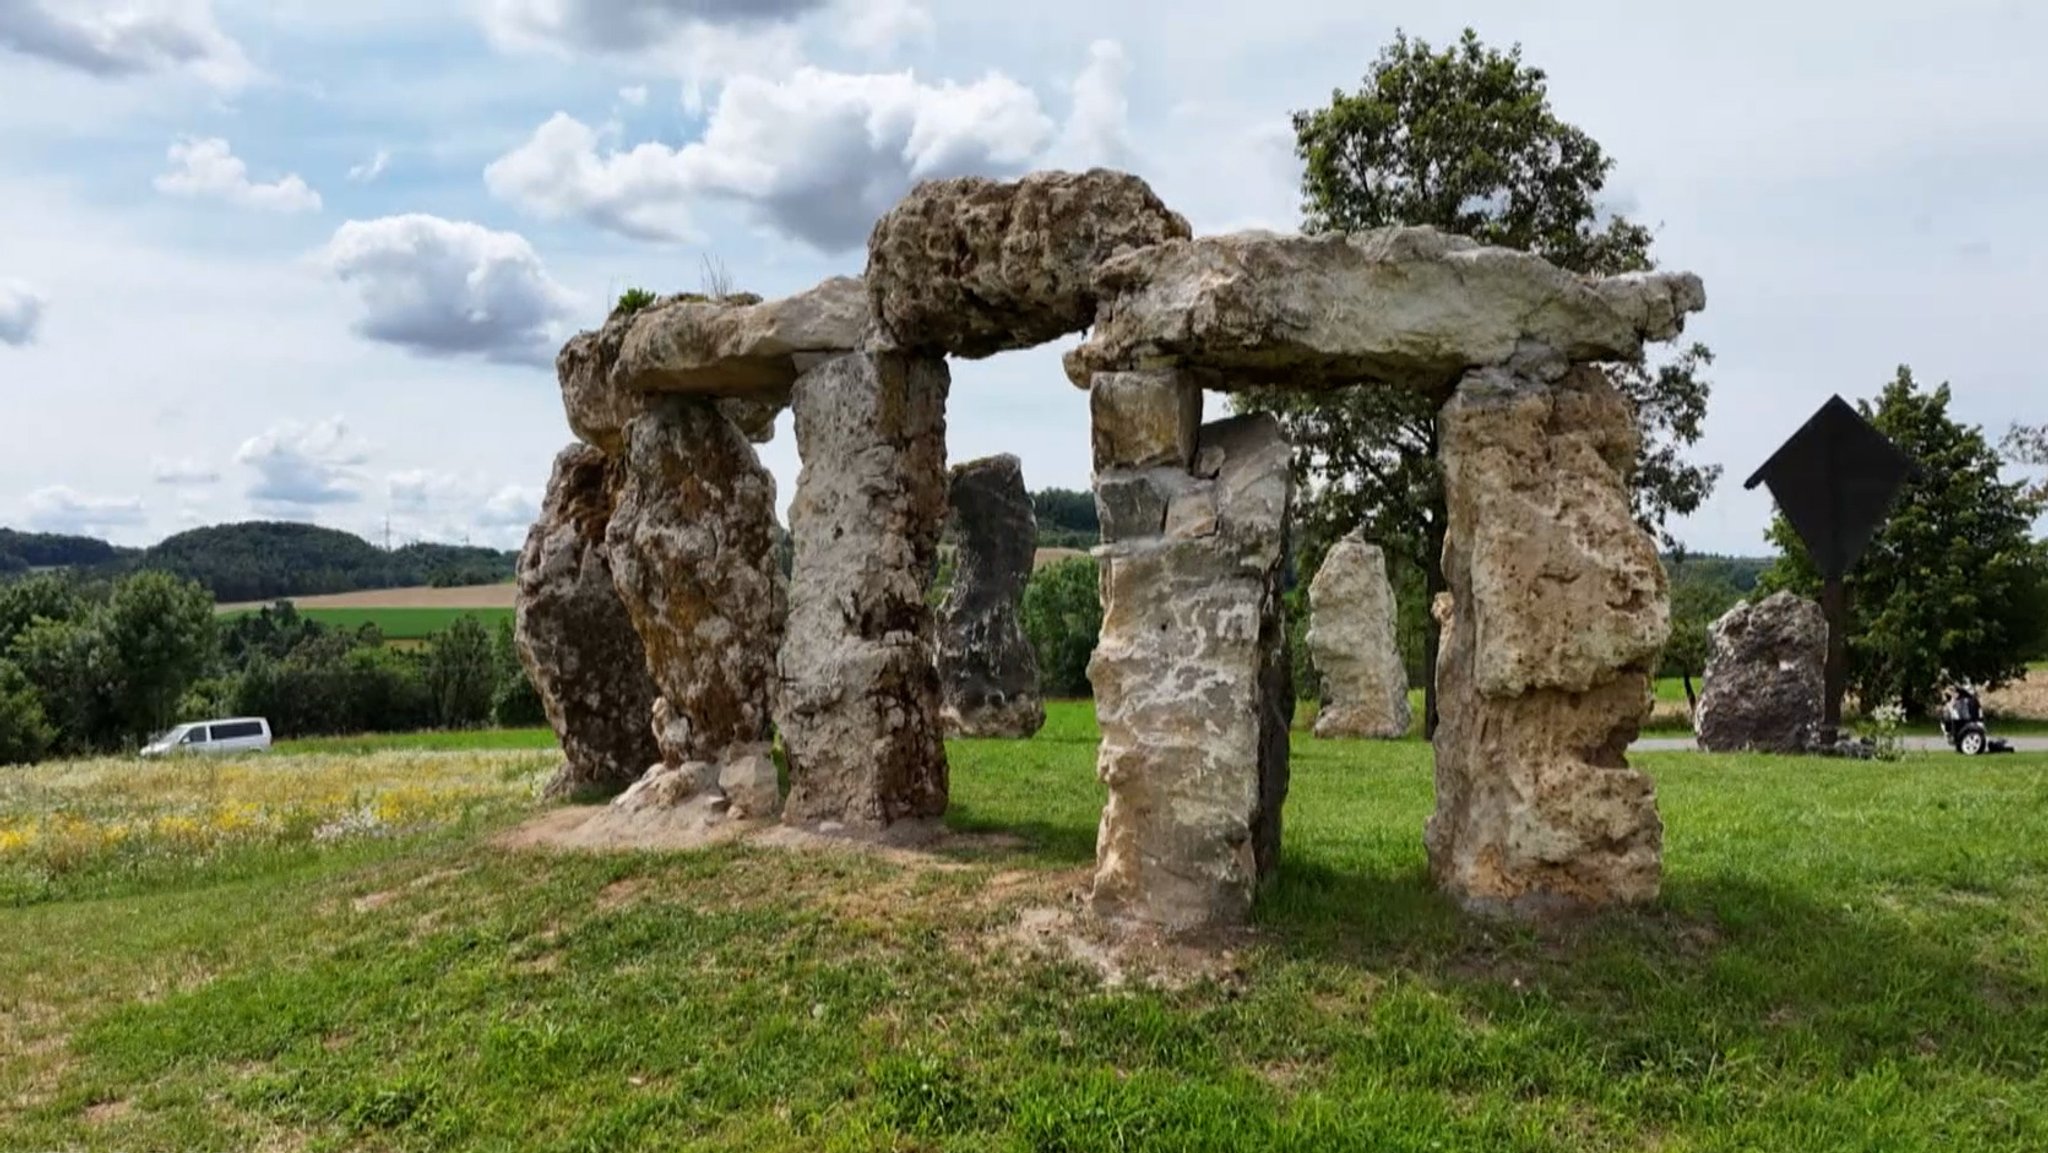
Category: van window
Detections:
[
  {"x1": 211, "y1": 721, "x2": 265, "y2": 741},
  {"x1": 181, "y1": 727, "x2": 208, "y2": 745}
]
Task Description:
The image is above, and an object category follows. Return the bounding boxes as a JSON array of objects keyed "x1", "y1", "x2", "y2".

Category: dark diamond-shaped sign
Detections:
[{"x1": 1743, "y1": 395, "x2": 1918, "y2": 580}]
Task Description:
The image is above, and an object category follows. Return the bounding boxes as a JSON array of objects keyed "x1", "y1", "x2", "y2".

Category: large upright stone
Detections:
[
  {"x1": 1428, "y1": 366, "x2": 1669, "y2": 918},
  {"x1": 778, "y1": 352, "x2": 952, "y2": 827},
  {"x1": 606, "y1": 396, "x2": 786, "y2": 768},
  {"x1": 866, "y1": 169, "x2": 1191, "y2": 358},
  {"x1": 515, "y1": 444, "x2": 663, "y2": 798},
  {"x1": 937, "y1": 455, "x2": 1046, "y2": 739},
  {"x1": 1307, "y1": 535, "x2": 1412, "y2": 739},
  {"x1": 1090, "y1": 414, "x2": 1293, "y2": 931},
  {"x1": 1695, "y1": 591, "x2": 1828, "y2": 753},
  {"x1": 1068, "y1": 227, "x2": 1706, "y2": 391}
]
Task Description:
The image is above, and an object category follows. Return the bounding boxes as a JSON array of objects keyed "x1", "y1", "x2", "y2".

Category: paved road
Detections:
[{"x1": 1631, "y1": 734, "x2": 2048, "y2": 753}]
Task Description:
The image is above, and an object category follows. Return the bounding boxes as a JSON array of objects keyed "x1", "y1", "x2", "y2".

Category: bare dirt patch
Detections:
[
  {"x1": 83, "y1": 1098, "x2": 133, "y2": 1125},
  {"x1": 217, "y1": 583, "x2": 516, "y2": 612}
]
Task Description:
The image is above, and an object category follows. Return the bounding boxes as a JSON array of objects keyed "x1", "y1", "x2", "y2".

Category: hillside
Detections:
[
  {"x1": 0, "y1": 528, "x2": 134, "y2": 574},
  {"x1": 138, "y1": 522, "x2": 517, "y2": 603}
]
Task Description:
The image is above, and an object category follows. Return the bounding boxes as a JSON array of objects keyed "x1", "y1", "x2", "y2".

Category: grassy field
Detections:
[{"x1": 5, "y1": 706, "x2": 2048, "y2": 1150}]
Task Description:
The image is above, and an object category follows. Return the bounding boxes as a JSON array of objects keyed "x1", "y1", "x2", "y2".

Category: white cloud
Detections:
[
  {"x1": 152, "y1": 457, "x2": 220, "y2": 485},
  {"x1": 0, "y1": 278, "x2": 46, "y2": 346},
  {"x1": 840, "y1": 0, "x2": 934, "y2": 55},
  {"x1": 487, "y1": 67, "x2": 1055, "y2": 251},
  {"x1": 1056, "y1": 39, "x2": 1132, "y2": 169},
  {"x1": 320, "y1": 214, "x2": 579, "y2": 366},
  {"x1": 477, "y1": 0, "x2": 829, "y2": 54},
  {"x1": 154, "y1": 137, "x2": 323, "y2": 213},
  {"x1": 0, "y1": 0, "x2": 252, "y2": 88},
  {"x1": 618, "y1": 84, "x2": 647, "y2": 107},
  {"x1": 478, "y1": 485, "x2": 540, "y2": 527},
  {"x1": 346, "y1": 148, "x2": 390, "y2": 183},
  {"x1": 23, "y1": 485, "x2": 147, "y2": 535},
  {"x1": 235, "y1": 417, "x2": 371, "y2": 512},
  {"x1": 384, "y1": 469, "x2": 540, "y2": 548}
]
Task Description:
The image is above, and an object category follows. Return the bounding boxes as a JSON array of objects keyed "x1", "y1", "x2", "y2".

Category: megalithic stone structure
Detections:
[
  {"x1": 1306, "y1": 534, "x2": 1412, "y2": 739},
  {"x1": 937, "y1": 454, "x2": 1047, "y2": 739}
]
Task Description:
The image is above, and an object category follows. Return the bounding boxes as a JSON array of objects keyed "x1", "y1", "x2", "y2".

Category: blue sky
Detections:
[{"x1": 1, "y1": 0, "x2": 2041, "y2": 554}]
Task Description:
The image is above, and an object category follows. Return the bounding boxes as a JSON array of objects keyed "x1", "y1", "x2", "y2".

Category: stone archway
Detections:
[{"x1": 518, "y1": 167, "x2": 1706, "y2": 933}]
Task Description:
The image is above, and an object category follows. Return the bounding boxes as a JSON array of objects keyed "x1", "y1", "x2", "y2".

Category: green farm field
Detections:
[
  {"x1": 217, "y1": 605, "x2": 514, "y2": 641},
  {"x1": 7, "y1": 702, "x2": 2048, "y2": 1150}
]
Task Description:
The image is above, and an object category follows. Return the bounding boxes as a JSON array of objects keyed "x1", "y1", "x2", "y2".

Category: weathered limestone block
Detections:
[
  {"x1": 1694, "y1": 591, "x2": 1828, "y2": 753},
  {"x1": 720, "y1": 751, "x2": 783, "y2": 820},
  {"x1": 1090, "y1": 369, "x2": 1201, "y2": 472},
  {"x1": 605, "y1": 395, "x2": 786, "y2": 768},
  {"x1": 1307, "y1": 535, "x2": 1411, "y2": 739},
  {"x1": 612, "y1": 277, "x2": 868, "y2": 397},
  {"x1": 1089, "y1": 413, "x2": 1293, "y2": 931},
  {"x1": 515, "y1": 444, "x2": 664, "y2": 798},
  {"x1": 1428, "y1": 366, "x2": 1669, "y2": 918},
  {"x1": 938, "y1": 455, "x2": 1046, "y2": 739},
  {"x1": 866, "y1": 169, "x2": 1191, "y2": 358},
  {"x1": 778, "y1": 352, "x2": 952, "y2": 827},
  {"x1": 1067, "y1": 227, "x2": 1706, "y2": 391},
  {"x1": 558, "y1": 297, "x2": 799, "y2": 454}
]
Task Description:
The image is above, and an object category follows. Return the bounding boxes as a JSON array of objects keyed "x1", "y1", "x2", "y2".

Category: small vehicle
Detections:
[
  {"x1": 140, "y1": 717, "x2": 273, "y2": 758},
  {"x1": 1939, "y1": 688, "x2": 2013, "y2": 756}
]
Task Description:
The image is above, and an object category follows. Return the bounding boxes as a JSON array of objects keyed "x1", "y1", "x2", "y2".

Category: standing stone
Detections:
[
  {"x1": 515, "y1": 444, "x2": 663, "y2": 798},
  {"x1": 1089, "y1": 413, "x2": 1293, "y2": 931},
  {"x1": 606, "y1": 395, "x2": 786, "y2": 769},
  {"x1": 1428, "y1": 366, "x2": 1669, "y2": 918},
  {"x1": 778, "y1": 352, "x2": 952, "y2": 828},
  {"x1": 1307, "y1": 535, "x2": 1412, "y2": 739},
  {"x1": 1694, "y1": 591, "x2": 1828, "y2": 753},
  {"x1": 937, "y1": 455, "x2": 1047, "y2": 739}
]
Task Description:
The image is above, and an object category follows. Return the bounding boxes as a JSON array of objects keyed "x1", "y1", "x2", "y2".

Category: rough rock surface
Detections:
[
  {"x1": 1694, "y1": 591, "x2": 1828, "y2": 753},
  {"x1": 614, "y1": 761, "x2": 721, "y2": 812},
  {"x1": 1089, "y1": 369, "x2": 1201, "y2": 472},
  {"x1": 1306, "y1": 535, "x2": 1411, "y2": 739},
  {"x1": 605, "y1": 395, "x2": 786, "y2": 768},
  {"x1": 778, "y1": 352, "x2": 952, "y2": 828},
  {"x1": 720, "y1": 750, "x2": 782, "y2": 819},
  {"x1": 937, "y1": 455, "x2": 1046, "y2": 739},
  {"x1": 515, "y1": 444, "x2": 664, "y2": 799},
  {"x1": 866, "y1": 169, "x2": 1191, "y2": 358},
  {"x1": 558, "y1": 299, "x2": 798, "y2": 454},
  {"x1": 1066, "y1": 227, "x2": 1706, "y2": 391},
  {"x1": 1089, "y1": 413, "x2": 1293, "y2": 932},
  {"x1": 612, "y1": 278, "x2": 868, "y2": 398},
  {"x1": 1427, "y1": 366, "x2": 1669, "y2": 918}
]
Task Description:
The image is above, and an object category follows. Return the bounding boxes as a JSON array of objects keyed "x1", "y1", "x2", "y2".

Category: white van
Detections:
[{"x1": 140, "y1": 718, "x2": 273, "y2": 758}]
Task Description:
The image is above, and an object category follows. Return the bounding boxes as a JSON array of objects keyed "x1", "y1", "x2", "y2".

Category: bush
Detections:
[
  {"x1": 1022, "y1": 557, "x2": 1102, "y2": 698},
  {"x1": 0, "y1": 658, "x2": 52, "y2": 766}
]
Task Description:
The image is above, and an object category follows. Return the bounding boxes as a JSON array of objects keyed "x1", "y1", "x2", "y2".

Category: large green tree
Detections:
[
  {"x1": 1761, "y1": 368, "x2": 2048, "y2": 717},
  {"x1": 101, "y1": 570, "x2": 220, "y2": 744},
  {"x1": 1235, "y1": 28, "x2": 1718, "y2": 734}
]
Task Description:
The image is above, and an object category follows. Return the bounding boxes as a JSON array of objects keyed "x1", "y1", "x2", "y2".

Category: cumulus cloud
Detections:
[
  {"x1": 235, "y1": 417, "x2": 371, "y2": 512},
  {"x1": 618, "y1": 84, "x2": 648, "y2": 107},
  {"x1": 487, "y1": 67, "x2": 1056, "y2": 251},
  {"x1": 0, "y1": 0, "x2": 251, "y2": 88},
  {"x1": 840, "y1": 0, "x2": 934, "y2": 55},
  {"x1": 478, "y1": 485, "x2": 540, "y2": 527},
  {"x1": 385, "y1": 470, "x2": 539, "y2": 547},
  {"x1": 23, "y1": 486, "x2": 147, "y2": 535},
  {"x1": 154, "y1": 137, "x2": 323, "y2": 213},
  {"x1": 0, "y1": 278, "x2": 47, "y2": 346},
  {"x1": 320, "y1": 214, "x2": 578, "y2": 366},
  {"x1": 347, "y1": 149, "x2": 390, "y2": 183},
  {"x1": 1056, "y1": 40, "x2": 1133, "y2": 169},
  {"x1": 152, "y1": 457, "x2": 220, "y2": 485},
  {"x1": 478, "y1": 0, "x2": 827, "y2": 54}
]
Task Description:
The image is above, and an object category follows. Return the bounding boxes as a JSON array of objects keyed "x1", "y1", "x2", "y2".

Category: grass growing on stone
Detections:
[{"x1": 6, "y1": 702, "x2": 2048, "y2": 1150}]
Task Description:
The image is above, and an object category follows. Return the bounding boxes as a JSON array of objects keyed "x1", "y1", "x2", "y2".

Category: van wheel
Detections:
[{"x1": 1960, "y1": 730, "x2": 1987, "y2": 756}]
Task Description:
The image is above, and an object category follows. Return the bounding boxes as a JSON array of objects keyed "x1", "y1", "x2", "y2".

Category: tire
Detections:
[{"x1": 1959, "y1": 729, "x2": 1988, "y2": 756}]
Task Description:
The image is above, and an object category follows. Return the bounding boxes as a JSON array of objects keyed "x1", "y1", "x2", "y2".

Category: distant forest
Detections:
[{"x1": 0, "y1": 522, "x2": 517, "y2": 603}]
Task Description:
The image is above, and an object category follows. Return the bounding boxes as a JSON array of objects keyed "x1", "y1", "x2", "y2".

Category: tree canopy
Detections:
[
  {"x1": 1761, "y1": 367, "x2": 2048, "y2": 716},
  {"x1": 1234, "y1": 27, "x2": 1719, "y2": 733}
]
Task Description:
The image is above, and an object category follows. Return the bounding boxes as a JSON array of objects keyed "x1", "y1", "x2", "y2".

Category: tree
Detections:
[
  {"x1": 1233, "y1": 28, "x2": 1719, "y2": 734},
  {"x1": 101, "y1": 571, "x2": 219, "y2": 744},
  {"x1": 1761, "y1": 367, "x2": 2048, "y2": 717},
  {"x1": 0, "y1": 573, "x2": 83, "y2": 653},
  {"x1": 0, "y1": 658, "x2": 53, "y2": 766},
  {"x1": 490, "y1": 619, "x2": 548, "y2": 728},
  {"x1": 1022, "y1": 557, "x2": 1104, "y2": 697},
  {"x1": 427, "y1": 615, "x2": 497, "y2": 729},
  {"x1": 8, "y1": 615, "x2": 119, "y2": 756}
]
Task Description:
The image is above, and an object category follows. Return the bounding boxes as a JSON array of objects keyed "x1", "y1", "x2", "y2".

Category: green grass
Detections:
[
  {"x1": 7, "y1": 702, "x2": 2048, "y2": 1150},
  {"x1": 273, "y1": 728, "x2": 559, "y2": 756},
  {"x1": 217, "y1": 606, "x2": 514, "y2": 641}
]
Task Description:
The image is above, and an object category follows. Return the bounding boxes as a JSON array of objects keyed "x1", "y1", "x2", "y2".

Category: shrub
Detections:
[{"x1": 1023, "y1": 557, "x2": 1102, "y2": 698}]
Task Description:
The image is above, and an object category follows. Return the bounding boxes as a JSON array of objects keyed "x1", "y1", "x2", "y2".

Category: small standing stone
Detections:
[
  {"x1": 1694, "y1": 591, "x2": 1828, "y2": 753},
  {"x1": 514, "y1": 444, "x2": 664, "y2": 799},
  {"x1": 778, "y1": 352, "x2": 952, "y2": 828},
  {"x1": 937, "y1": 455, "x2": 1047, "y2": 739},
  {"x1": 1306, "y1": 535, "x2": 1412, "y2": 739}
]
